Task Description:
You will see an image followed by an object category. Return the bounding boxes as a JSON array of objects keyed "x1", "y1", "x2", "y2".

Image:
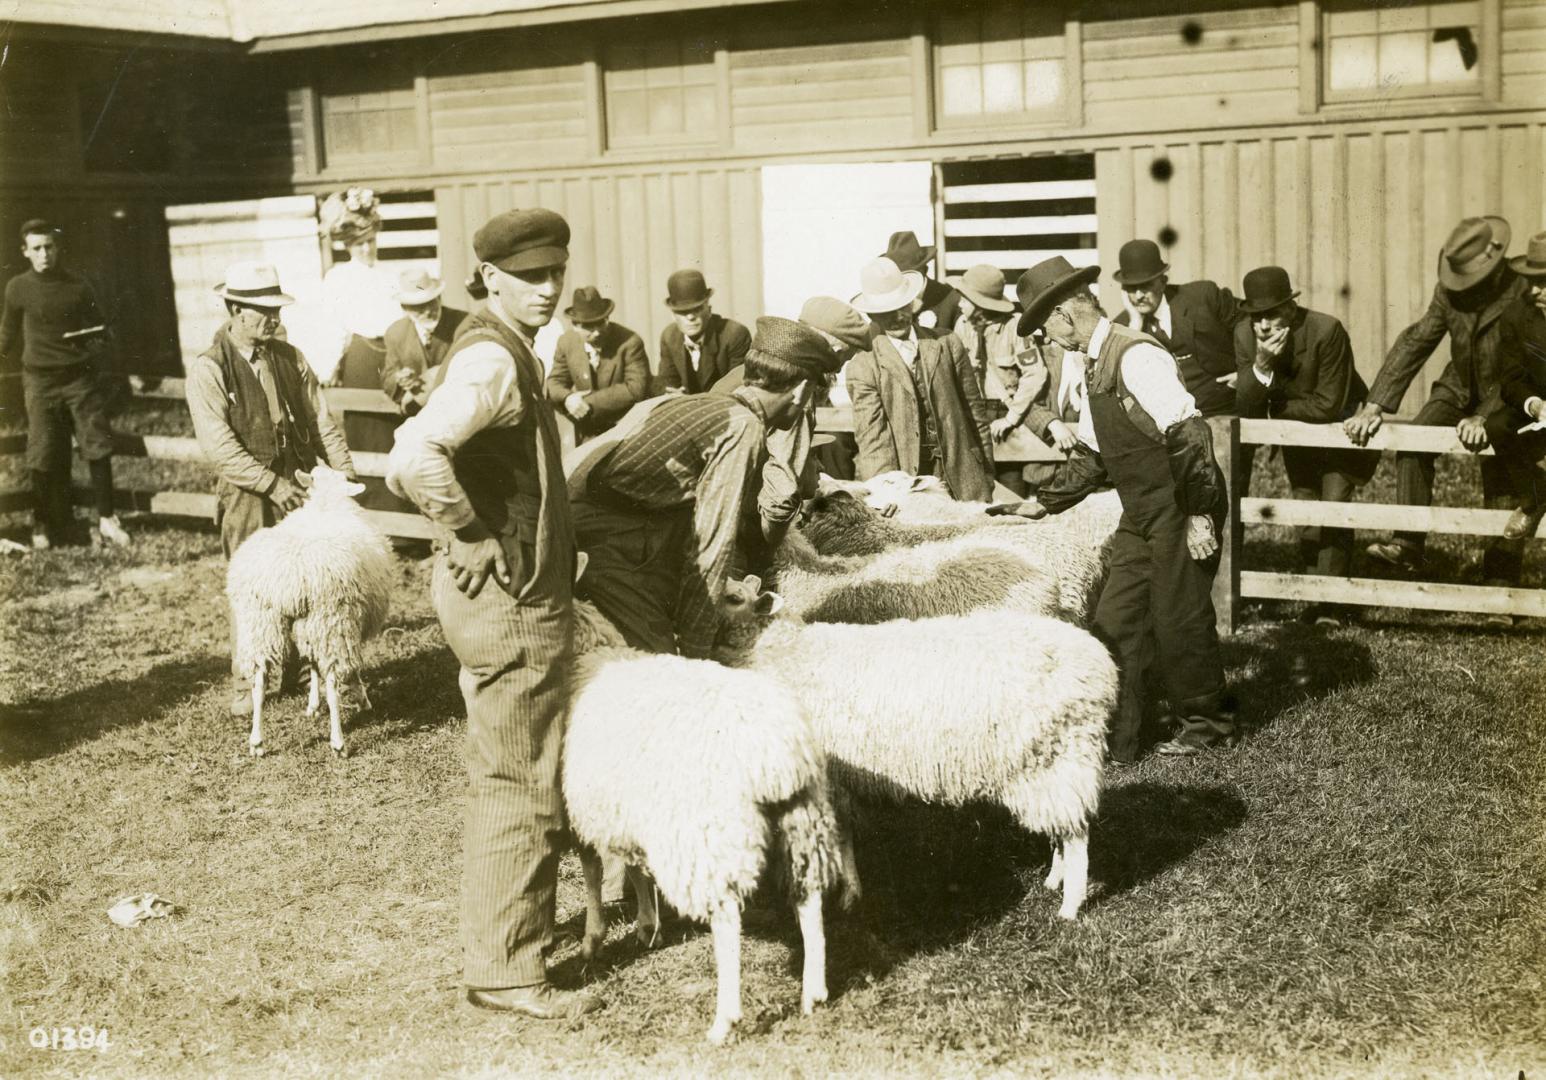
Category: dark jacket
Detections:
[
  {"x1": 544, "y1": 322, "x2": 650, "y2": 442},
  {"x1": 1496, "y1": 295, "x2": 1546, "y2": 415},
  {"x1": 846, "y1": 326, "x2": 996, "y2": 502},
  {"x1": 1234, "y1": 306, "x2": 1367, "y2": 423},
  {"x1": 658, "y1": 314, "x2": 751, "y2": 394},
  {"x1": 1367, "y1": 269, "x2": 1529, "y2": 417},
  {"x1": 382, "y1": 306, "x2": 468, "y2": 406},
  {"x1": 1113, "y1": 280, "x2": 1243, "y2": 416}
]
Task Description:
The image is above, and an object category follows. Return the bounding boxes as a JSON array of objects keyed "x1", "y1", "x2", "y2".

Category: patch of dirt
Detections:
[{"x1": 11, "y1": 583, "x2": 105, "y2": 612}]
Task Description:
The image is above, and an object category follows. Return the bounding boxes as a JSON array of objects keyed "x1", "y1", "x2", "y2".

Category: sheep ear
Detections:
[
  {"x1": 741, "y1": 574, "x2": 763, "y2": 595},
  {"x1": 753, "y1": 590, "x2": 784, "y2": 617},
  {"x1": 294, "y1": 469, "x2": 313, "y2": 489},
  {"x1": 574, "y1": 550, "x2": 589, "y2": 585}
]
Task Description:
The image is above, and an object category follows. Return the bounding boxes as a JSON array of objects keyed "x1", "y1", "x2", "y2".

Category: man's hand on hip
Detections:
[
  {"x1": 448, "y1": 520, "x2": 510, "y2": 599},
  {"x1": 1186, "y1": 513, "x2": 1218, "y2": 561}
]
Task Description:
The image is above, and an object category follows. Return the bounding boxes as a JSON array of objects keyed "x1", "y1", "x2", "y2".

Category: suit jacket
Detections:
[
  {"x1": 847, "y1": 326, "x2": 996, "y2": 502},
  {"x1": 1021, "y1": 342, "x2": 1083, "y2": 439},
  {"x1": 1234, "y1": 306, "x2": 1367, "y2": 423},
  {"x1": 1367, "y1": 269, "x2": 1528, "y2": 416},
  {"x1": 1114, "y1": 280, "x2": 1243, "y2": 416},
  {"x1": 658, "y1": 314, "x2": 751, "y2": 394},
  {"x1": 916, "y1": 278, "x2": 963, "y2": 334},
  {"x1": 382, "y1": 306, "x2": 468, "y2": 406},
  {"x1": 1497, "y1": 295, "x2": 1546, "y2": 414},
  {"x1": 544, "y1": 322, "x2": 650, "y2": 442}
]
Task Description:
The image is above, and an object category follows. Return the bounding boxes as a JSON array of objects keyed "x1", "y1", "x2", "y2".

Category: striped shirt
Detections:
[{"x1": 590, "y1": 391, "x2": 768, "y2": 657}]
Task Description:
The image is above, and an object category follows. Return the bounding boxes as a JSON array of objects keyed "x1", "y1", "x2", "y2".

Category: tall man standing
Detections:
[
  {"x1": 387, "y1": 209, "x2": 601, "y2": 1021},
  {"x1": 656, "y1": 269, "x2": 750, "y2": 394},
  {"x1": 185, "y1": 262, "x2": 354, "y2": 716},
  {"x1": 1018, "y1": 256, "x2": 1234, "y2": 762},
  {"x1": 0, "y1": 219, "x2": 128, "y2": 549}
]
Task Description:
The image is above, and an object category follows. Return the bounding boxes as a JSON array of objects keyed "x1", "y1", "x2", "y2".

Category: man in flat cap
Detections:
[
  {"x1": 657, "y1": 269, "x2": 750, "y2": 394},
  {"x1": 545, "y1": 285, "x2": 649, "y2": 444},
  {"x1": 387, "y1": 208, "x2": 601, "y2": 1021},
  {"x1": 1346, "y1": 216, "x2": 1529, "y2": 602},
  {"x1": 1018, "y1": 255, "x2": 1234, "y2": 762},
  {"x1": 568, "y1": 316, "x2": 833, "y2": 659}
]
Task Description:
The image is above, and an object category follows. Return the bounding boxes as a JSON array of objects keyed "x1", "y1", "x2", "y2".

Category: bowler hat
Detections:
[
  {"x1": 564, "y1": 286, "x2": 615, "y2": 322},
  {"x1": 951, "y1": 264, "x2": 1015, "y2": 314},
  {"x1": 1438, "y1": 216, "x2": 1510, "y2": 291},
  {"x1": 882, "y1": 231, "x2": 936, "y2": 273},
  {"x1": 474, "y1": 208, "x2": 570, "y2": 273},
  {"x1": 1239, "y1": 266, "x2": 1300, "y2": 314},
  {"x1": 750, "y1": 316, "x2": 833, "y2": 381},
  {"x1": 395, "y1": 268, "x2": 444, "y2": 305},
  {"x1": 798, "y1": 296, "x2": 871, "y2": 351},
  {"x1": 852, "y1": 257, "x2": 925, "y2": 315},
  {"x1": 1507, "y1": 230, "x2": 1546, "y2": 278},
  {"x1": 665, "y1": 269, "x2": 713, "y2": 312},
  {"x1": 1014, "y1": 257, "x2": 1101, "y2": 336},
  {"x1": 213, "y1": 261, "x2": 294, "y2": 308},
  {"x1": 1112, "y1": 239, "x2": 1170, "y2": 287}
]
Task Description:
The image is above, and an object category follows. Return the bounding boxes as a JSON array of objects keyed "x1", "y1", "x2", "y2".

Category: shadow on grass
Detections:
[
  {"x1": 1222, "y1": 621, "x2": 1377, "y2": 735},
  {"x1": 1091, "y1": 779, "x2": 1247, "y2": 895},
  {"x1": 0, "y1": 655, "x2": 229, "y2": 764},
  {"x1": 351, "y1": 643, "x2": 464, "y2": 738}
]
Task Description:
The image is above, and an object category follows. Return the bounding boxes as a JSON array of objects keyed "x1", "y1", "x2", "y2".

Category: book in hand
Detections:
[{"x1": 61, "y1": 325, "x2": 107, "y2": 340}]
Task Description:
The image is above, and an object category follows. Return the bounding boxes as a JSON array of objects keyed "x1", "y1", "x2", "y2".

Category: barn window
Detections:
[
  {"x1": 603, "y1": 36, "x2": 719, "y2": 148},
  {"x1": 1320, "y1": 0, "x2": 1492, "y2": 103},
  {"x1": 933, "y1": 4, "x2": 1074, "y2": 127},
  {"x1": 319, "y1": 58, "x2": 421, "y2": 166}
]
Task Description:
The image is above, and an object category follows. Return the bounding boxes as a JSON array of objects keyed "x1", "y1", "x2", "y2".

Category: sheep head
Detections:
[
  {"x1": 713, "y1": 574, "x2": 786, "y2": 658},
  {"x1": 295, "y1": 464, "x2": 366, "y2": 506},
  {"x1": 798, "y1": 490, "x2": 896, "y2": 555}
]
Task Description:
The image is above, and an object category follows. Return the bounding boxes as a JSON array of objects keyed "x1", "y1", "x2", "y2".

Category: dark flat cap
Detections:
[
  {"x1": 752, "y1": 315, "x2": 835, "y2": 380},
  {"x1": 474, "y1": 209, "x2": 570, "y2": 273}
]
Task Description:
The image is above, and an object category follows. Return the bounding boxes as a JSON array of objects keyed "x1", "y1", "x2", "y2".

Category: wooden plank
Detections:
[
  {"x1": 1238, "y1": 418, "x2": 1496, "y2": 453},
  {"x1": 1239, "y1": 497, "x2": 1543, "y2": 537},
  {"x1": 1240, "y1": 571, "x2": 1546, "y2": 617},
  {"x1": 1084, "y1": 67, "x2": 1299, "y2": 103},
  {"x1": 1215, "y1": 415, "x2": 1239, "y2": 637}
]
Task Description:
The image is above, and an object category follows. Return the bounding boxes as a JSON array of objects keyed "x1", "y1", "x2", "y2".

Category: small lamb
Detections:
[
  {"x1": 563, "y1": 598, "x2": 856, "y2": 1044},
  {"x1": 716, "y1": 577, "x2": 1115, "y2": 921},
  {"x1": 226, "y1": 465, "x2": 393, "y2": 757}
]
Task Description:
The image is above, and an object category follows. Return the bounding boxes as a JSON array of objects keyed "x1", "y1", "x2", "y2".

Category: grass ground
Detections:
[{"x1": 1, "y1": 399, "x2": 1543, "y2": 1077}]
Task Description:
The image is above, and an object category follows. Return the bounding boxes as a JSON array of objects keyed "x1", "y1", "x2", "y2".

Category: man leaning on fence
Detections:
[
  {"x1": 1486, "y1": 231, "x2": 1546, "y2": 544},
  {"x1": 185, "y1": 261, "x2": 355, "y2": 717}
]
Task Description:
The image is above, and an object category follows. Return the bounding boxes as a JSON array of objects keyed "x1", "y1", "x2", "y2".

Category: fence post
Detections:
[{"x1": 1208, "y1": 415, "x2": 1240, "y2": 637}]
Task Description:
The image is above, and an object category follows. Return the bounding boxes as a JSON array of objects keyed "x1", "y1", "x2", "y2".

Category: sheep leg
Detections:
[
  {"x1": 1057, "y1": 831, "x2": 1089, "y2": 921},
  {"x1": 578, "y1": 846, "x2": 606, "y2": 959},
  {"x1": 304, "y1": 667, "x2": 320, "y2": 717},
  {"x1": 248, "y1": 666, "x2": 266, "y2": 757},
  {"x1": 1044, "y1": 843, "x2": 1065, "y2": 892},
  {"x1": 706, "y1": 903, "x2": 742, "y2": 1045},
  {"x1": 325, "y1": 671, "x2": 346, "y2": 757},
  {"x1": 627, "y1": 864, "x2": 661, "y2": 947},
  {"x1": 797, "y1": 888, "x2": 828, "y2": 1014}
]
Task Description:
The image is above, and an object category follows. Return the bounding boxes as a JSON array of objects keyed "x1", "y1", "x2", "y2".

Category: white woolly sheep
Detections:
[
  {"x1": 226, "y1": 464, "x2": 393, "y2": 757},
  {"x1": 797, "y1": 488, "x2": 1124, "y2": 622},
  {"x1": 563, "y1": 598, "x2": 856, "y2": 1044},
  {"x1": 716, "y1": 579, "x2": 1115, "y2": 920}
]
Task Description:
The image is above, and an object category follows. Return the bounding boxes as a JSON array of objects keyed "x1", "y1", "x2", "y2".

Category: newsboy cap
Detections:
[
  {"x1": 751, "y1": 315, "x2": 835, "y2": 380},
  {"x1": 798, "y1": 296, "x2": 872, "y2": 352},
  {"x1": 474, "y1": 209, "x2": 570, "y2": 273}
]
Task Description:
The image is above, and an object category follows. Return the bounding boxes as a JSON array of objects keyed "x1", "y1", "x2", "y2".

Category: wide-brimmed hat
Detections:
[
  {"x1": 951, "y1": 264, "x2": 1014, "y2": 314},
  {"x1": 1507, "y1": 230, "x2": 1546, "y2": 278},
  {"x1": 882, "y1": 231, "x2": 935, "y2": 273},
  {"x1": 750, "y1": 316, "x2": 834, "y2": 381},
  {"x1": 1014, "y1": 257, "x2": 1100, "y2": 336},
  {"x1": 1439, "y1": 216, "x2": 1511, "y2": 291},
  {"x1": 565, "y1": 286, "x2": 615, "y2": 322},
  {"x1": 852, "y1": 257, "x2": 926, "y2": 315},
  {"x1": 474, "y1": 208, "x2": 570, "y2": 273},
  {"x1": 395, "y1": 268, "x2": 444, "y2": 305},
  {"x1": 1239, "y1": 266, "x2": 1300, "y2": 314},
  {"x1": 213, "y1": 261, "x2": 294, "y2": 308},
  {"x1": 665, "y1": 269, "x2": 713, "y2": 312},
  {"x1": 798, "y1": 296, "x2": 871, "y2": 351},
  {"x1": 1112, "y1": 239, "x2": 1170, "y2": 287}
]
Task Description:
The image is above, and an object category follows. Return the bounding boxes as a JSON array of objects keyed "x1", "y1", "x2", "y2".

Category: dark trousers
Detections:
[
  {"x1": 571, "y1": 497, "x2": 692, "y2": 654},
  {"x1": 1484, "y1": 406, "x2": 1546, "y2": 511},
  {"x1": 24, "y1": 365, "x2": 116, "y2": 529},
  {"x1": 1093, "y1": 502, "x2": 1226, "y2": 763},
  {"x1": 1394, "y1": 397, "x2": 1522, "y2": 582},
  {"x1": 1282, "y1": 447, "x2": 1374, "y2": 578}
]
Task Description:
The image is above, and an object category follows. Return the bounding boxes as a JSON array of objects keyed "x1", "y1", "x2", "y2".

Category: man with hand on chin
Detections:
[{"x1": 388, "y1": 209, "x2": 601, "y2": 1022}]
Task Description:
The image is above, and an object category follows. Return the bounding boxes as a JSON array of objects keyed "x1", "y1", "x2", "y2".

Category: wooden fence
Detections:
[{"x1": 3, "y1": 387, "x2": 1540, "y2": 630}]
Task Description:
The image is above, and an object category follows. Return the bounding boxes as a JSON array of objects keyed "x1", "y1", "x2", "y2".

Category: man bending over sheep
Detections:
[
  {"x1": 1017, "y1": 256, "x2": 1235, "y2": 762},
  {"x1": 187, "y1": 261, "x2": 355, "y2": 718},
  {"x1": 568, "y1": 315, "x2": 837, "y2": 659},
  {"x1": 387, "y1": 209, "x2": 601, "y2": 1022}
]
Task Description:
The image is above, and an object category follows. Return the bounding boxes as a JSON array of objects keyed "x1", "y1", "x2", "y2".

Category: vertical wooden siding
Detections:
[
  {"x1": 433, "y1": 165, "x2": 763, "y2": 368},
  {"x1": 1096, "y1": 118, "x2": 1546, "y2": 414}
]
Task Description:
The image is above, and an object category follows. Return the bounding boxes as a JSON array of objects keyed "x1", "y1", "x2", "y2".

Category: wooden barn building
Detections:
[{"x1": 4, "y1": 0, "x2": 1546, "y2": 410}]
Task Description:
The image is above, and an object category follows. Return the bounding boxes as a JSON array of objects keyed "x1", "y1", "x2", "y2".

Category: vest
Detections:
[
  {"x1": 1086, "y1": 324, "x2": 1177, "y2": 516},
  {"x1": 446, "y1": 310, "x2": 575, "y2": 592},
  {"x1": 906, "y1": 352, "x2": 941, "y2": 468},
  {"x1": 203, "y1": 330, "x2": 323, "y2": 477}
]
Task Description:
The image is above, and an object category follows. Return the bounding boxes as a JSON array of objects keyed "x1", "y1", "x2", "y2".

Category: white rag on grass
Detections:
[{"x1": 107, "y1": 893, "x2": 178, "y2": 928}]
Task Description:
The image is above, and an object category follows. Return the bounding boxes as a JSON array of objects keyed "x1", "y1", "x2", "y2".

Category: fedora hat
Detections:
[
  {"x1": 213, "y1": 261, "x2": 294, "y2": 308},
  {"x1": 1014, "y1": 257, "x2": 1100, "y2": 336},
  {"x1": 1438, "y1": 216, "x2": 1511, "y2": 291},
  {"x1": 852, "y1": 257, "x2": 925, "y2": 315},
  {"x1": 951, "y1": 264, "x2": 1015, "y2": 314},
  {"x1": 665, "y1": 269, "x2": 713, "y2": 312},
  {"x1": 564, "y1": 286, "x2": 615, "y2": 323},
  {"x1": 1239, "y1": 266, "x2": 1300, "y2": 314},
  {"x1": 882, "y1": 231, "x2": 936, "y2": 274},
  {"x1": 395, "y1": 267, "x2": 444, "y2": 305},
  {"x1": 1507, "y1": 230, "x2": 1546, "y2": 278},
  {"x1": 1112, "y1": 239, "x2": 1170, "y2": 287}
]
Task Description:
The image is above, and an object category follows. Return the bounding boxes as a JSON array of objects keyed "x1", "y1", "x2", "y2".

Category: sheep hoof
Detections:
[
  {"x1": 1057, "y1": 905, "x2": 1080, "y2": 922},
  {"x1": 706, "y1": 1016, "x2": 738, "y2": 1045},
  {"x1": 802, "y1": 987, "x2": 828, "y2": 1014},
  {"x1": 580, "y1": 933, "x2": 604, "y2": 960},
  {"x1": 331, "y1": 743, "x2": 348, "y2": 759},
  {"x1": 249, "y1": 743, "x2": 266, "y2": 758},
  {"x1": 635, "y1": 922, "x2": 661, "y2": 948}
]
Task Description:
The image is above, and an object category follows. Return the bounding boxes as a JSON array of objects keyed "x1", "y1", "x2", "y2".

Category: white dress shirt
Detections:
[
  {"x1": 1123, "y1": 295, "x2": 1173, "y2": 339},
  {"x1": 684, "y1": 335, "x2": 703, "y2": 373},
  {"x1": 1076, "y1": 318, "x2": 1200, "y2": 452},
  {"x1": 884, "y1": 328, "x2": 920, "y2": 372}
]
